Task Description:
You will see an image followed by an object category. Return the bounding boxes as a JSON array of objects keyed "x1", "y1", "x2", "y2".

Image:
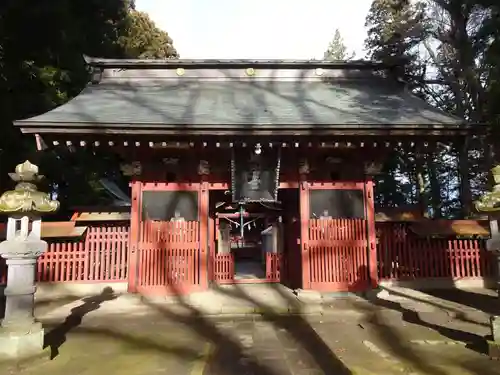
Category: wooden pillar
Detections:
[
  {"x1": 364, "y1": 179, "x2": 378, "y2": 288},
  {"x1": 299, "y1": 158, "x2": 311, "y2": 290},
  {"x1": 198, "y1": 160, "x2": 209, "y2": 290},
  {"x1": 128, "y1": 180, "x2": 142, "y2": 293}
]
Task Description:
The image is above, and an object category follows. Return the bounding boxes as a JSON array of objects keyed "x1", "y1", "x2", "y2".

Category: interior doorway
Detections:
[
  {"x1": 278, "y1": 188, "x2": 301, "y2": 288},
  {"x1": 209, "y1": 190, "x2": 284, "y2": 283}
]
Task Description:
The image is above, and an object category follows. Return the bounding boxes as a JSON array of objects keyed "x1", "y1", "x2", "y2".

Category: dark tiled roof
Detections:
[{"x1": 15, "y1": 58, "x2": 466, "y2": 133}]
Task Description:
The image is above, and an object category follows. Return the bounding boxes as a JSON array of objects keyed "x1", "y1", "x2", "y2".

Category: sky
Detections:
[{"x1": 135, "y1": 0, "x2": 373, "y2": 59}]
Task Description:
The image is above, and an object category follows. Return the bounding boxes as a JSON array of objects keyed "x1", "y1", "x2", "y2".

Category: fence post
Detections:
[
  {"x1": 127, "y1": 180, "x2": 142, "y2": 293},
  {"x1": 365, "y1": 180, "x2": 378, "y2": 288}
]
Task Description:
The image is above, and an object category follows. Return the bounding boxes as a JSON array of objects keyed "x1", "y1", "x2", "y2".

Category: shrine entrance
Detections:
[
  {"x1": 300, "y1": 181, "x2": 377, "y2": 292},
  {"x1": 210, "y1": 190, "x2": 283, "y2": 284},
  {"x1": 210, "y1": 144, "x2": 284, "y2": 284}
]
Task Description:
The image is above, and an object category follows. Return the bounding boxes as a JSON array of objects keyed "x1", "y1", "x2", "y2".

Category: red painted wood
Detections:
[
  {"x1": 214, "y1": 253, "x2": 234, "y2": 283},
  {"x1": 0, "y1": 225, "x2": 130, "y2": 284},
  {"x1": 307, "y1": 218, "x2": 370, "y2": 292},
  {"x1": 199, "y1": 182, "x2": 209, "y2": 289},
  {"x1": 365, "y1": 180, "x2": 378, "y2": 288},
  {"x1": 299, "y1": 180, "x2": 311, "y2": 289},
  {"x1": 376, "y1": 222, "x2": 492, "y2": 281},
  {"x1": 127, "y1": 180, "x2": 142, "y2": 292},
  {"x1": 136, "y1": 220, "x2": 201, "y2": 294},
  {"x1": 0, "y1": 221, "x2": 493, "y2": 287},
  {"x1": 266, "y1": 253, "x2": 282, "y2": 282},
  {"x1": 303, "y1": 181, "x2": 373, "y2": 292}
]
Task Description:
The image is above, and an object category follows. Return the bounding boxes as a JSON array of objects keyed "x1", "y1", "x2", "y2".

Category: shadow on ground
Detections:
[
  {"x1": 43, "y1": 287, "x2": 117, "y2": 359},
  {"x1": 4, "y1": 283, "x2": 499, "y2": 375},
  {"x1": 352, "y1": 287, "x2": 496, "y2": 375}
]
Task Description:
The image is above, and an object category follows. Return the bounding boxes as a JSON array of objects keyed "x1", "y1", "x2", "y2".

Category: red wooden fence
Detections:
[
  {"x1": 266, "y1": 253, "x2": 282, "y2": 282},
  {"x1": 0, "y1": 222, "x2": 494, "y2": 290},
  {"x1": 0, "y1": 226, "x2": 129, "y2": 284},
  {"x1": 213, "y1": 253, "x2": 234, "y2": 283},
  {"x1": 136, "y1": 220, "x2": 201, "y2": 294},
  {"x1": 377, "y1": 222, "x2": 494, "y2": 280},
  {"x1": 307, "y1": 218, "x2": 370, "y2": 292}
]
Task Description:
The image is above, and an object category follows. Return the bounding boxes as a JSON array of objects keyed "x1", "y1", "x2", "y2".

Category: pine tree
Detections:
[
  {"x1": 323, "y1": 29, "x2": 355, "y2": 60},
  {"x1": 364, "y1": 0, "x2": 428, "y2": 87}
]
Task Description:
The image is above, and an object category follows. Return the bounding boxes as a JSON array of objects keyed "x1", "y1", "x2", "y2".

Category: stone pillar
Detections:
[{"x1": 0, "y1": 161, "x2": 59, "y2": 359}]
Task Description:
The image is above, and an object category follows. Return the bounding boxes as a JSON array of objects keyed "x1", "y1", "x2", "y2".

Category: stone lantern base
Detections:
[
  {"x1": 0, "y1": 322, "x2": 45, "y2": 359},
  {"x1": 487, "y1": 340, "x2": 500, "y2": 360}
]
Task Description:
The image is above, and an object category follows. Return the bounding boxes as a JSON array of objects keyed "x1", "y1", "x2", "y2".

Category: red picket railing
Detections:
[
  {"x1": 0, "y1": 225, "x2": 129, "y2": 284},
  {"x1": 376, "y1": 222, "x2": 493, "y2": 281},
  {"x1": 307, "y1": 218, "x2": 370, "y2": 291},
  {"x1": 137, "y1": 221, "x2": 200, "y2": 292},
  {"x1": 266, "y1": 253, "x2": 281, "y2": 282},
  {"x1": 0, "y1": 221, "x2": 493, "y2": 290},
  {"x1": 213, "y1": 253, "x2": 234, "y2": 283}
]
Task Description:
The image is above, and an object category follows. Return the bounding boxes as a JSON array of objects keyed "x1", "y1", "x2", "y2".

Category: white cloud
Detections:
[{"x1": 135, "y1": 0, "x2": 373, "y2": 59}]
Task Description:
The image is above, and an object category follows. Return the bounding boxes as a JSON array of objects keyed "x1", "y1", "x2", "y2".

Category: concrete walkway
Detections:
[
  {"x1": 3, "y1": 295, "x2": 498, "y2": 375},
  {"x1": 38, "y1": 284, "x2": 494, "y2": 326},
  {"x1": 0, "y1": 285, "x2": 496, "y2": 374}
]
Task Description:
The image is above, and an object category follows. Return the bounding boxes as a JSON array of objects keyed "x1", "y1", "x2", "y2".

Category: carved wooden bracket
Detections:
[
  {"x1": 162, "y1": 158, "x2": 179, "y2": 166},
  {"x1": 298, "y1": 158, "x2": 310, "y2": 175},
  {"x1": 364, "y1": 161, "x2": 383, "y2": 175},
  {"x1": 198, "y1": 160, "x2": 210, "y2": 176},
  {"x1": 120, "y1": 162, "x2": 142, "y2": 176}
]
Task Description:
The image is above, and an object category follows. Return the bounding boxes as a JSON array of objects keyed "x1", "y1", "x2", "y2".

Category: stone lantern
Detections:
[
  {"x1": 474, "y1": 164, "x2": 500, "y2": 358},
  {"x1": 0, "y1": 160, "x2": 59, "y2": 359}
]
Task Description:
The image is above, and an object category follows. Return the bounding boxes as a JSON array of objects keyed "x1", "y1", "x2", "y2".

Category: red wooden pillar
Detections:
[
  {"x1": 365, "y1": 179, "x2": 378, "y2": 288},
  {"x1": 299, "y1": 175, "x2": 311, "y2": 290},
  {"x1": 199, "y1": 181, "x2": 209, "y2": 289},
  {"x1": 128, "y1": 180, "x2": 142, "y2": 293}
]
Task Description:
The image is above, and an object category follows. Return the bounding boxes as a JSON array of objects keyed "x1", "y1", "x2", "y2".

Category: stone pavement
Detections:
[
  {"x1": 1, "y1": 310, "x2": 499, "y2": 375},
  {"x1": 0, "y1": 284, "x2": 498, "y2": 374}
]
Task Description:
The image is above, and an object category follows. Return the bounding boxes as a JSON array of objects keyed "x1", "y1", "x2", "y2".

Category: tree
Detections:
[
  {"x1": 119, "y1": 10, "x2": 178, "y2": 59},
  {"x1": 0, "y1": 0, "x2": 179, "y2": 213},
  {"x1": 365, "y1": 0, "x2": 428, "y2": 89},
  {"x1": 364, "y1": 0, "x2": 500, "y2": 218},
  {"x1": 323, "y1": 29, "x2": 355, "y2": 60}
]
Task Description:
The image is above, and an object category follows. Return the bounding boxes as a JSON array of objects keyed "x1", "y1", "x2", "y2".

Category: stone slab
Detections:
[
  {"x1": 0, "y1": 324, "x2": 45, "y2": 360},
  {"x1": 488, "y1": 340, "x2": 500, "y2": 360}
]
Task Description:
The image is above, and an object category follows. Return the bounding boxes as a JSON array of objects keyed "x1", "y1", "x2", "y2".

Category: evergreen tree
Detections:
[
  {"x1": 323, "y1": 29, "x2": 355, "y2": 60},
  {"x1": 365, "y1": 0, "x2": 428, "y2": 89}
]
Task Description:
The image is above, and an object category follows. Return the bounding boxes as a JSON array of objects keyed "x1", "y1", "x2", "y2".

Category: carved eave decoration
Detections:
[
  {"x1": 120, "y1": 161, "x2": 142, "y2": 176},
  {"x1": 198, "y1": 160, "x2": 210, "y2": 176},
  {"x1": 162, "y1": 158, "x2": 179, "y2": 166},
  {"x1": 364, "y1": 161, "x2": 384, "y2": 176},
  {"x1": 0, "y1": 161, "x2": 59, "y2": 214},
  {"x1": 475, "y1": 165, "x2": 500, "y2": 214},
  {"x1": 298, "y1": 158, "x2": 310, "y2": 175}
]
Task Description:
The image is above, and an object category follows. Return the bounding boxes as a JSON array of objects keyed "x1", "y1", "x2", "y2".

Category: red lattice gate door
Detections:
[
  {"x1": 133, "y1": 184, "x2": 205, "y2": 295},
  {"x1": 301, "y1": 182, "x2": 377, "y2": 292}
]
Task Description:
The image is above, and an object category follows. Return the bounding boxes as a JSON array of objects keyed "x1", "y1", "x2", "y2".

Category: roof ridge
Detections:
[{"x1": 83, "y1": 55, "x2": 394, "y2": 70}]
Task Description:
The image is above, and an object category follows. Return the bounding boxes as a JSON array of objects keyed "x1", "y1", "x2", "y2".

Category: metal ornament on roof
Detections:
[
  {"x1": 0, "y1": 160, "x2": 59, "y2": 214},
  {"x1": 475, "y1": 165, "x2": 500, "y2": 213}
]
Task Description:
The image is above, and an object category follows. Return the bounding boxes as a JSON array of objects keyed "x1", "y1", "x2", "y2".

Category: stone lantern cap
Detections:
[{"x1": 0, "y1": 160, "x2": 59, "y2": 214}]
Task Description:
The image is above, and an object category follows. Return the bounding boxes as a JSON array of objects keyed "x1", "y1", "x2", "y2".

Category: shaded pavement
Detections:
[
  {"x1": 0, "y1": 311, "x2": 498, "y2": 374},
  {"x1": 2, "y1": 285, "x2": 500, "y2": 374}
]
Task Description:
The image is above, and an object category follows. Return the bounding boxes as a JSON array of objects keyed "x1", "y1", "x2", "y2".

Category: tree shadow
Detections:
[
  {"x1": 43, "y1": 286, "x2": 117, "y2": 359},
  {"x1": 358, "y1": 286, "x2": 488, "y2": 357},
  {"x1": 423, "y1": 288, "x2": 499, "y2": 316},
  {"x1": 211, "y1": 282, "x2": 352, "y2": 375}
]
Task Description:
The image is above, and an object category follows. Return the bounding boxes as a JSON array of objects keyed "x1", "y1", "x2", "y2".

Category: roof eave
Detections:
[
  {"x1": 83, "y1": 55, "x2": 395, "y2": 71},
  {"x1": 15, "y1": 120, "x2": 476, "y2": 136}
]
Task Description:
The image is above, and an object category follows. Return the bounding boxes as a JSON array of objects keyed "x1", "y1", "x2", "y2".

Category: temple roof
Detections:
[{"x1": 15, "y1": 56, "x2": 468, "y2": 135}]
